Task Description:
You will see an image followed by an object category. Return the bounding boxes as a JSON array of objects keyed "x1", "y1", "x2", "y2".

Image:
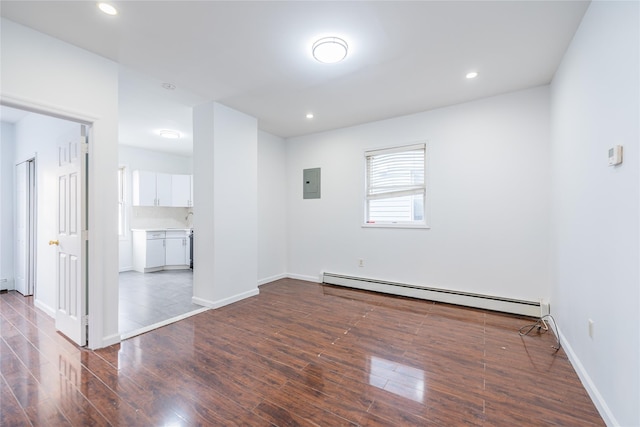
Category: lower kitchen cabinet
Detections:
[
  {"x1": 165, "y1": 231, "x2": 189, "y2": 266},
  {"x1": 132, "y1": 229, "x2": 191, "y2": 273}
]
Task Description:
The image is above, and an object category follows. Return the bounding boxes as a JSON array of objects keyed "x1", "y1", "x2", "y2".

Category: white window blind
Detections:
[{"x1": 365, "y1": 143, "x2": 426, "y2": 226}]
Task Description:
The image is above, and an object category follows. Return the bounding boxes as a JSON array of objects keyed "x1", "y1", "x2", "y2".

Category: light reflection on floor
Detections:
[{"x1": 368, "y1": 355, "x2": 426, "y2": 403}]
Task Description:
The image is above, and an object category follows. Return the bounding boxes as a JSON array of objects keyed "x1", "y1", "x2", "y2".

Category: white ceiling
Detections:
[{"x1": 1, "y1": 1, "x2": 589, "y2": 156}]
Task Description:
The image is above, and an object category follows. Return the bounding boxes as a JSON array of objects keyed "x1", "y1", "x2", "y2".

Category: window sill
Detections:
[{"x1": 362, "y1": 223, "x2": 430, "y2": 229}]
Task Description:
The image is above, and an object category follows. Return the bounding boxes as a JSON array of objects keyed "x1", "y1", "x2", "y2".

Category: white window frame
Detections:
[{"x1": 363, "y1": 142, "x2": 428, "y2": 229}]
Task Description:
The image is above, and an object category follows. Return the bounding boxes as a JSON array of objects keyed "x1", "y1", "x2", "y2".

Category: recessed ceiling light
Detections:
[
  {"x1": 159, "y1": 130, "x2": 181, "y2": 139},
  {"x1": 161, "y1": 82, "x2": 176, "y2": 90},
  {"x1": 306, "y1": 113, "x2": 314, "y2": 119},
  {"x1": 312, "y1": 37, "x2": 348, "y2": 64},
  {"x1": 97, "y1": 2, "x2": 118, "y2": 16},
  {"x1": 466, "y1": 71, "x2": 479, "y2": 79}
]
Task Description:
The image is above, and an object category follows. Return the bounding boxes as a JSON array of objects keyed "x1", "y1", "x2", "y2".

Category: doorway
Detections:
[
  {"x1": 1, "y1": 105, "x2": 90, "y2": 347},
  {"x1": 15, "y1": 158, "x2": 36, "y2": 296}
]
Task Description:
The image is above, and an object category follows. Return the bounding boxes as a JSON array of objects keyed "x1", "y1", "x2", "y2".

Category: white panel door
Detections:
[
  {"x1": 14, "y1": 159, "x2": 36, "y2": 296},
  {"x1": 15, "y1": 161, "x2": 28, "y2": 294},
  {"x1": 54, "y1": 129, "x2": 87, "y2": 346}
]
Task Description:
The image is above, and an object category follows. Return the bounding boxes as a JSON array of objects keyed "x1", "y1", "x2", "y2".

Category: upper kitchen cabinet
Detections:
[
  {"x1": 133, "y1": 170, "x2": 194, "y2": 207},
  {"x1": 132, "y1": 170, "x2": 172, "y2": 206},
  {"x1": 171, "y1": 174, "x2": 193, "y2": 207}
]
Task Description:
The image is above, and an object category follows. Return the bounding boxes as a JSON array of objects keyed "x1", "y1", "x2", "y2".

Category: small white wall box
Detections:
[
  {"x1": 303, "y1": 168, "x2": 321, "y2": 199},
  {"x1": 608, "y1": 145, "x2": 623, "y2": 166}
]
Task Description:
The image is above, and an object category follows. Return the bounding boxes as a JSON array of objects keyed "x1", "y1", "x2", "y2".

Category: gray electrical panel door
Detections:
[{"x1": 303, "y1": 168, "x2": 321, "y2": 199}]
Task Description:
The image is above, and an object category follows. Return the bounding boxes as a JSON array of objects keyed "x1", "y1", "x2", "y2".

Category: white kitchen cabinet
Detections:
[
  {"x1": 132, "y1": 229, "x2": 190, "y2": 273},
  {"x1": 132, "y1": 230, "x2": 166, "y2": 272},
  {"x1": 132, "y1": 170, "x2": 156, "y2": 206},
  {"x1": 165, "y1": 232, "x2": 189, "y2": 265},
  {"x1": 171, "y1": 174, "x2": 193, "y2": 207},
  {"x1": 146, "y1": 239, "x2": 166, "y2": 268},
  {"x1": 156, "y1": 173, "x2": 172, "y2": 206},
  {"x1": 132, "y1": 170, "x2": 172, "y2": 206}
]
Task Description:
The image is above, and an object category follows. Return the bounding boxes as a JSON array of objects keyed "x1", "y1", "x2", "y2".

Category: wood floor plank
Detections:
[
  {"x1": 0, "y1": 373, "x2": 32, "y2": 426},
  {"x1": 0, "y1": 280, "x2": 605, "y2": 426}
]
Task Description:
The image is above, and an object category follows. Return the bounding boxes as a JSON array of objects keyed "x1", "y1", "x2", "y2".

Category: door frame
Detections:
[
  {"x1": 1, "y1": 96, "x2": 107, "y2": 348},
  {"x1": 14, "y1": 157, "x2": 37, "y2": 296}
]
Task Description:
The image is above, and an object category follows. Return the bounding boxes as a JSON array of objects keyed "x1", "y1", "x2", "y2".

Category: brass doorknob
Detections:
[{"x1": 49, "y1": 240, "x2": 59, "y2": 246}]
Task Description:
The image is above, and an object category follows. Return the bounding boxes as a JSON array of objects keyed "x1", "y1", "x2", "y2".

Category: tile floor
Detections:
[{"x1": 118, "y1": 269, "x2": 202, "y2": 334}]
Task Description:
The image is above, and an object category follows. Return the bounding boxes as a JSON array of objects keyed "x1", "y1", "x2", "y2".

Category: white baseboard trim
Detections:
[
  {"x1": 192, "y1": 288, "x2": 259, "y2": 309},
  {"x1": 557, "y1": 327, "x2": 617, "y2": 426},
  {"x1": 0, "y1": 278, "x2": 15, "y2": 291},
  {"x1": 120, "y1": 307, "x2": 210, "y2": 341},
  {"x1": 286, "y1": 273, "x2": 322, "y2": 283},
  {"x1": 119, "y1": 267, "x2": 133, "y2": 273},
  {"x1": 258, "y1": 273, "x2": 287, "y2": 286},
  {"x1": 99, "y1": 333, "x2": 122, "y2": 349},
  {"x1": 34, "y1": 299, "x2": 55, "y2": 318}
]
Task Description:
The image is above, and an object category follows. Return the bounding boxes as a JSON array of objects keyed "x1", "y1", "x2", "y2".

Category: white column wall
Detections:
[
  {"x1": 193, "y1": 102, "x2": 259, "y2": 307},
  {"x1": 550, "y1": 2, "x2": 640, "y2": 425},
  {"x1": 257, "y1": 130, "x2": 288, "y2": 284},
  {"x1": 0, "y1": 122, "x2": 16, "y2": 290}
]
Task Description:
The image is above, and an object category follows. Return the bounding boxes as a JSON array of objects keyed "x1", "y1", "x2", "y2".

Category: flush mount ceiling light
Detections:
[
  {"x1": 159, "y1": 129, "x2": 181, "y2": 139},
  {"x1": 306, "y1": 113, "x2": 314, "y2": 119},
  {"x1": 466, "y1": 71, "x2": 479, "y2": 79},
  {"x1": 97, "y1": 2, "x2": 118, "y2": 16},
  {"x1": 312, "y1": 37, "x2": 348, "y2": 64}
]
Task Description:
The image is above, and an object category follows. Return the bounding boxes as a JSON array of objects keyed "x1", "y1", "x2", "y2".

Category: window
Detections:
[
  {"x1": 365, "y1": 143, "x2": 427, "y2": 227},
  {"x1": 118, "y1": 166, "x2": 126, "y2": 237}
]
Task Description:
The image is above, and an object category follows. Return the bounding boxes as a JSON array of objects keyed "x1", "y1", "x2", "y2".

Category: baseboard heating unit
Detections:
[{"x1": 322, "y1": 273, "x2": 541, "y2": 317}]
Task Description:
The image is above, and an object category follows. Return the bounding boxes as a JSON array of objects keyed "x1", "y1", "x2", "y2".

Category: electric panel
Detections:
[{"x1": 303, "y1": 168, "x2": 321, "y2": 199}]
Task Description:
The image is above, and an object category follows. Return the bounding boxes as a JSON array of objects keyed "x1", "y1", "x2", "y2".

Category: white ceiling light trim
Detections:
[
  {"x1": 159, "y1": 129, "x2": 181, "y2": 139},
  {"x1": 97, "y1": 2, "x2": 118, "y2": 16},
  {"x1": 312, "y1": 37, "x2": 348, "y2": 64}
]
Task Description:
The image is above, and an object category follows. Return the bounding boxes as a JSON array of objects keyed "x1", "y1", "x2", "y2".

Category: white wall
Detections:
[
  {"x1": 286, "y1": 86, "x2": 551, "y2": 302},
  {"x1": 193, "y1": 102, "x2": 259, "y2": 307},
  {"x1": 550, "y1": 2, "x2": 639, "y2": 426},
  {"x1": 1, "y1": 18, "x2": 120, "y2": 348},
  {"x1": 13, "y1": 114, "x2": 80, "y2": 315},
  {"x1": 118, "y1": 145, "x2": 192, "y2": 271},
  {"x1": 257, "y1": 130, "x2": 288, "y2": 284},
  {"x1": 119, "y1": 145, "x2": 192, "y2": 174},
  {"x1": 0, "y1": 121, "x2": 16, "y2": 290}
]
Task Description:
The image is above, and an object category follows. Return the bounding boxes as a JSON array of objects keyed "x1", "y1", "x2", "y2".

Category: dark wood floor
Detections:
[{"x1": 1, "y1": 278, "x2": 603, "y2": 426}]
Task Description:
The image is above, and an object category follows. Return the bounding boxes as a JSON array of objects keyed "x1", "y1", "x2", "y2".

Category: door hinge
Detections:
[
  {"x1": 81, "y1": 142, "x2": 89, "y2": 155},
  {"x1": 82, "y1": 315, "x2": 89, "y2": 326},
  {"x1": 82, "y1": 230, "x2": 89, "y2": 241}
]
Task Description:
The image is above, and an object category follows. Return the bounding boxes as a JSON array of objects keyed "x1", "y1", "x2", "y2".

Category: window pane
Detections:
[
  {"x1": 367, "y1": 148, "x2": 424, "y2": 197},
  {"x1": 368, "y1": 194, "x2": 424, "y2": 223},
  {"x1": 365, "y1": 143, "x2": 426, "y2": 225}
]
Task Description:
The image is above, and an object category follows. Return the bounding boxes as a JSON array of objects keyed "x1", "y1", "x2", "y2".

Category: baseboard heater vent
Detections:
[{"x1": 322, "y1": 273, "x2": 541, "y2": 317}]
